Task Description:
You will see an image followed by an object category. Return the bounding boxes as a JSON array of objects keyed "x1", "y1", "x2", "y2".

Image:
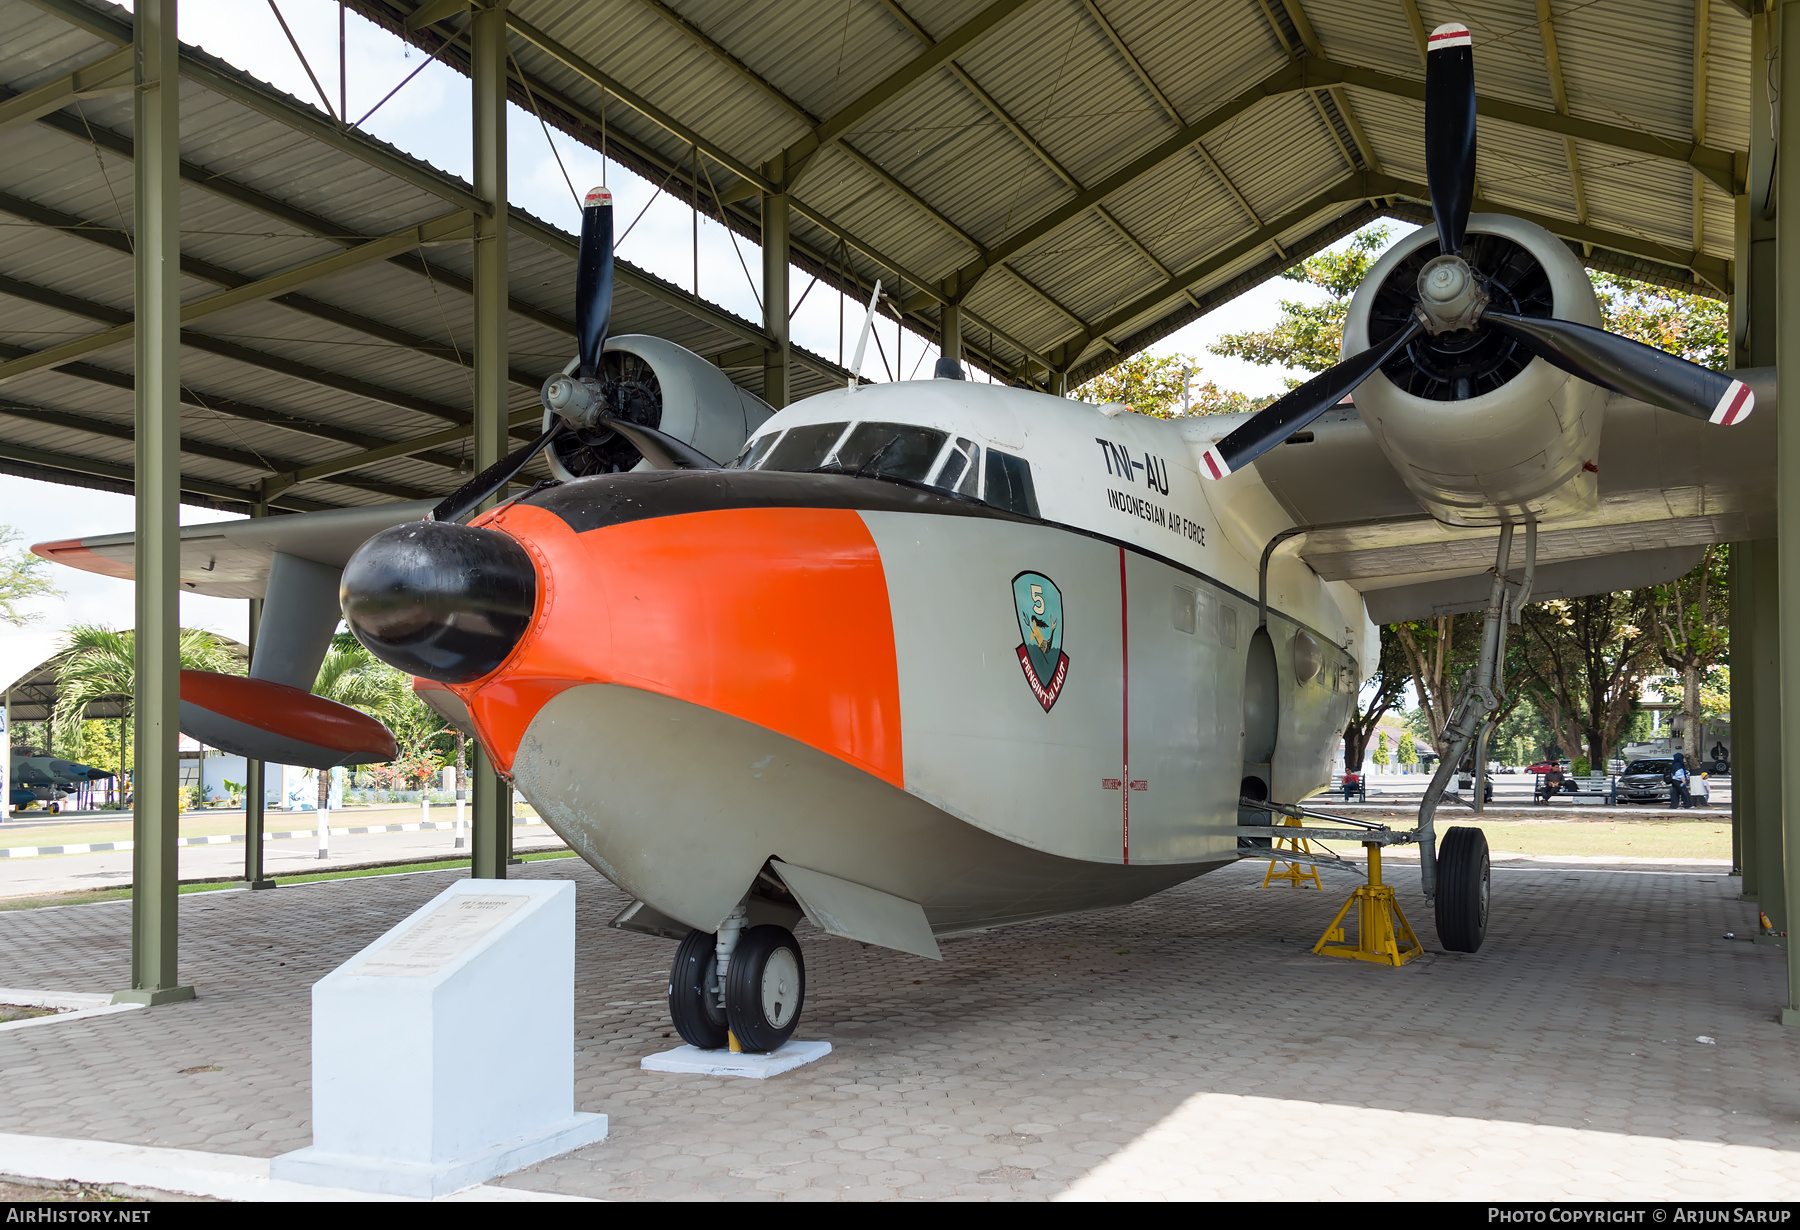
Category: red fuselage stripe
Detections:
[{"x1": 1119, "y1": 547, "x2": 1129, "y2": 864}]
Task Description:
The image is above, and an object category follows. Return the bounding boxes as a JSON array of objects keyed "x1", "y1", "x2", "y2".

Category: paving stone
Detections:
[{"x1": 0, "y1": 858, "x2": 1796, "y2": 1199}]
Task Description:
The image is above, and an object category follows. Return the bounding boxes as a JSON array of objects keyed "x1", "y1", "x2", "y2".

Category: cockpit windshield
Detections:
[
  {"x1": 827, "y1": 422, "x2": 947, "y2": 481},
  {"x1": 758, "y1": 422, "x2": 848, "y2": 472}
]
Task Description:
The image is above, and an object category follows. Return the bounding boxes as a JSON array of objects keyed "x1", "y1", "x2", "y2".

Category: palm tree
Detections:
[
  {"x1": 51, "y1": 625, "x2": 242, "y2": 779},
  {"x1": 307, "y1": 637, "x2": 411, "y2": 810}
]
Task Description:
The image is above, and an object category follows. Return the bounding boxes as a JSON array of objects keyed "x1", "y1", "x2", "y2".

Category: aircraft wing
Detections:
[
  {"x1": 31, "y1": 500, "x2": 434, "y2": 600},
  {"x1": 1246, "y1": 368, "x2": 1775, "y2": 622}
]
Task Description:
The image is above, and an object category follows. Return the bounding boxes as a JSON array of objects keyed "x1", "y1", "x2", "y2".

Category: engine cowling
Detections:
[
  {"x1": 541, "y1": 334, "x2": 774, "y2": 478},
  {"x1": 1343, "y1": 213, "x2": 1606, "y2": 526}
]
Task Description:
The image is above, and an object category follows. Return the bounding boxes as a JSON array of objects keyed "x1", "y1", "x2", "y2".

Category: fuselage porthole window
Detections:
[{"x1": 984, "y1": 448, "x2": 1040, "y2": 518}]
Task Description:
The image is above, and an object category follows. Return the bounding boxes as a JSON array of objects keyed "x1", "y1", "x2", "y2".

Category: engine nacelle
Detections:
[
  {"x1": 542, "y1": 334, "x2": 774, "y2": 479},
  {"x1": 1344, "y1": 213, "x2": 1606, "y2": 526}
]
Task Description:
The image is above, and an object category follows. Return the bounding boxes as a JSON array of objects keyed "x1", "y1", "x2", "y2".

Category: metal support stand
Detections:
[
  {"x1": 471, "y1": 748, "x2": 505, "y2": 880},
  {"x1": 1313, "y1": 844, "x2": 1423, "y2": 967},
  {"x1": 1261, "y1": 815, "x2": 1322, "y2": 890},
  {"x1": 241, "y1": 582, "x2": 274, "y2": 890},
  {"x1": 1415, "y1": 520, "x2": 1533, "y2": 902}
]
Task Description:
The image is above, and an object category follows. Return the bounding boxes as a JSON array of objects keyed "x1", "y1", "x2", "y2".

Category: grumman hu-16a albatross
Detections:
[{"x1": 34, "y1": 24, "x2": 1767, "y2": 1051}]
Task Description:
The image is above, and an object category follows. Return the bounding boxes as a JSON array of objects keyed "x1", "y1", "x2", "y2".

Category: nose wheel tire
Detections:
[
  {"x1": 1435, "y1": 825, "x2": 1491, "y2": 953},
  {"x1": 725, "y1": 925, "x2": 806, "y2": 1053},
  {"x1": 667, "y1": 928, "x2": 728, "y2": 1050}
]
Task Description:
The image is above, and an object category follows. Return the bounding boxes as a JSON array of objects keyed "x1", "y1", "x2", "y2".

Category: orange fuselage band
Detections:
[{"x1": 452, "y1": 502, "x2": 904, "y2": 787}]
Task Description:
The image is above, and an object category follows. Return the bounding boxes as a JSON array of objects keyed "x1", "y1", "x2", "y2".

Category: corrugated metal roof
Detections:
[
  {"x1": 373, "y1": 0, "x2": 1748, "y2": 390},
  {"x1": 0, "y1": 0, "x2": 1753, "y2": 509},
  {"x1": 0, "y1": 0, "x2": 850, "y2": 511}
]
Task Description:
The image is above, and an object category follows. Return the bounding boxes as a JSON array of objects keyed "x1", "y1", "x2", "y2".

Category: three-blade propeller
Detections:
[
  {"x1": 1198, "y1": 21, "x2": 1751, "y2": 481},
  {"x1": 431, "y1": 186, "x2": 715, "y2": 525}
]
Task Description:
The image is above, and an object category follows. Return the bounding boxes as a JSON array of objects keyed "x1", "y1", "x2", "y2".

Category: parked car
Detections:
[{"x1": 1619, "y1": 758, "x2": 1674, "y2": 805}]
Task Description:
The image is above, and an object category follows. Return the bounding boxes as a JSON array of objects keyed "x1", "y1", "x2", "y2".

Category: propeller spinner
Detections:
[{"x1": 1198, "y1": 21, "x2": 1750, "y2": 481}]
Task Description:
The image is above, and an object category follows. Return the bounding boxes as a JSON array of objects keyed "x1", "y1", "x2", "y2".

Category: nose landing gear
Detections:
[{"x1": 666, "y1": 921, "x2": 807, "y2": 1054}]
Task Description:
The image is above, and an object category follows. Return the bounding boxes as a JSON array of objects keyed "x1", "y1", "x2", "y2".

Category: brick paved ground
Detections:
[{"x1": 0, "y1": 854, "x2": 1795, "y2": 1200}]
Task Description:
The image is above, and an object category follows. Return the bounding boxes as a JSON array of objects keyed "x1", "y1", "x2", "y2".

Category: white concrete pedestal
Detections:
[
  {"x1": 641, "y1": 1039, "x2": 832, "y2": 1078},
  {"x1": 272, "y1": 879, "x2": 607, "y2": 1197}
]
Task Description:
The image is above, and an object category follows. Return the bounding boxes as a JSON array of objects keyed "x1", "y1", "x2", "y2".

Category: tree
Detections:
[
  {"x1": 1393, "y1": 615, "x2": 1483, "y2": 755},
  {"x1": 0, "y1": 527, "x2": 61, "y2": 626},
  {"x1": 52, "y1": 625, "x2": 241, "y2": 765},
  {"x1": 1210, "y1": 224, "x2": 1393, "y2": 379},
  {"x1": 1514, "y1": 594, "x2": 1657, "y2": 767},
  {"x1": 1646, "y1": 546, "x2": 1729, "y2": 763},
  {"x1": 1397, "y1": 730, "x2": 1416, "y2": 767},
  {"x1": 307, "y1": 637, "x2": 414, "y2": 811},
  {"x1": 1373, "y1": 730, "x2": 1390, "y2": 768},
  {"x1": 1342, "y1": 623, "x2": 1410, "y2": 772},
  {"x1": 1593, "y1": 273, "x2": 1728, "y2": 368},
  {"x1": 1072, "y1": 352, "x2": 1266, "y2": 418}
]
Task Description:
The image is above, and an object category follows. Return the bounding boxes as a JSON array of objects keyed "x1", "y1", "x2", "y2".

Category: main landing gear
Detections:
[{"x1": 667, "y1": 904, "x2": 806, "y2": 1053}]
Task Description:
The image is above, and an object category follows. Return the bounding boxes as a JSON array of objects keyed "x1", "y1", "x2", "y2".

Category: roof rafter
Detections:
[
  {"x1": 0, "y1": 44, "x2": 129, "y2": 133},
  {"x1": 0, "y1": 437, "x2": 337, "y2": 512},
  {"x1": 0, "y1": 209, "x2": 476, "y2": 387}
]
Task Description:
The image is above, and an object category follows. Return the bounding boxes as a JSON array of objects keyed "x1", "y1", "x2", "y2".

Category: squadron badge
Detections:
[{"x1": 1012, "y1": 571, "x2": 1069, "y2": 711}]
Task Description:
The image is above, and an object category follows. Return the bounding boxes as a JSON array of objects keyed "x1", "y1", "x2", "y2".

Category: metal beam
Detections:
[
  {"x1": 25, "y1": 0, "x2": 492, "y2": 216},
  {"x1": 1371, "y1": 174, "x2": 1734, "y2": 291},
  {"x1": 763, "y1": 193, "x2": 790, "y2": 407},
  {"x1": 0, "y1": 438, "x2": 330, "y2": 511},
  {"x1": 1064, "y1": 201, "x2": 1387, "y2": 386},
  {"x1": 0, "y1": 257, "x2": 494, "y2": 432},
  {"x1": 258, "y1": 406, "x2": 541, "y2": 498},
  {"x1": 0, "y1": 210, "x2": 475, "y2": 387},
  {"x1": 776, "y1": 0, "x2": 1042, "y2": 181},
  {"x1": 0, "y1": 397, "x2": 434, "y2": 502},
  {"x1": 1535, "y1": 0, "x2": 1593, "y2": 237},
  {"x1": 0, "y1": 45, "x2": 130, "y2": 133}
]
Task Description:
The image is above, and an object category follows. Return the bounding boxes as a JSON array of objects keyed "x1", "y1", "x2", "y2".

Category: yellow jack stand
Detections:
[
  {"x1": 1313, "y1": 843, "x2": 1422, "y2": 966},
  {"x1": 1262, "y1": 815, "x2": 1322, "y2": 889}
]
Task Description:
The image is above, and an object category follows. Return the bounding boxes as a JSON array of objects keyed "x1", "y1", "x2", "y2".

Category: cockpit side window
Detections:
[
  {"x1": 830, "y1": 422, "x2": 949, "y2": 481},
  {"x1": 983, "y1": 449, "x2": 1040, "y2": 518},
  {"x1": 760, "y1": 422, "x2": 850, "y2": 472},
  {"x1": 730, "y1": 431, "x2": 782, "y2": 470},
  {"x1": 932, "y1": 437, "x2": 980, "y2": 496}
]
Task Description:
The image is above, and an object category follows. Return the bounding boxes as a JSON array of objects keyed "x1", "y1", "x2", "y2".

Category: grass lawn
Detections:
[
  {"x1": 1343, "y1": 814, "x2": 1732, "y2": 861},
  {"x1": 0, "y1": 849, "x2": 581, "y2": 912}
]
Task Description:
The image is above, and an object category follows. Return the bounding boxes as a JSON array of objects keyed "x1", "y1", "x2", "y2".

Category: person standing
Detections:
[
  {"x1": 1670, "y1": 752, "x2": 1691, "y2": 809},
  {"x1": 1691, "y1": 772, "x2": 1711, "y2": 808}
]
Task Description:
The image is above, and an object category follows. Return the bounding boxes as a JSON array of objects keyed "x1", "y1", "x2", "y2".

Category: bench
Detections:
[{"x1": 1565, "y1": 774, "x2": 1613, "y2": 806}]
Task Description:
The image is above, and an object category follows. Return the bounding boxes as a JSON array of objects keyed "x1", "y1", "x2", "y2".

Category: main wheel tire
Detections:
[
  {"x1": 1435, "y1": 825, "x2": 1491, "y2": 953},
  {"x1": 667, "y1": 929, "x2": 728, "y2": 1050},
  {"x1": 725, "y1": 925, "x2": 806, "y2": 1054}
]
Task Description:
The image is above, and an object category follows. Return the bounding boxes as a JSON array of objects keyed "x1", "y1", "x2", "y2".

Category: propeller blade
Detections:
[
  {"x1": 1425, "y1": 22, "x2": 1476, "y2": 257},
  {"x1": 576, "y1": 186, "x2": 614, "y2": 380},
  {"x1": 601, "y1": 417, "x2": 720, "y2": 470},
  {"x1": 1200, "y1": 316, "x2": 1425, "y2": 479},
  {"x1": 430, "y1": 422, "x2": 565, "y2": 524},
  {"x1": 1483, "y1": 312, "x2": 1753, "y2": 425}
]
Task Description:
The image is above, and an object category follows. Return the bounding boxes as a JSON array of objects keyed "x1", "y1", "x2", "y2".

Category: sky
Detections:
[{"x1": 0, "y1": 0, "x2": 1346, "y2": 691}]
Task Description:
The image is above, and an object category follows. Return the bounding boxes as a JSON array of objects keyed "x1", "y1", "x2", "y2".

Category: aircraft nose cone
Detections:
[{"x1": 340, "y1": 520, "x2": 537, "y2": 684}]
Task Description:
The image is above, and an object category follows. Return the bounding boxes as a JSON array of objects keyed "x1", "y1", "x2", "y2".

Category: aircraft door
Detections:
[{"x1": 1238, "y1": 628, "x2": 1279, "y2": 847}]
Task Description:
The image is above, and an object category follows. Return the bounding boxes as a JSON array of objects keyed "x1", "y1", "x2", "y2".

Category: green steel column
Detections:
[
  {"x1": 241, "y1": 551, "x2": 272, "y2": 889},
  {"x1": 119, "y1": 0, "x2": 192, "y2": 1006},
  {"x1": 468, "y1": 1, "x2": 510, "y2": 879},
  {"x1": 1733, "y1": 543, "x2": 1755, "y2": 885},
  {"x1": 762, "y1": 191, "x2": 790, "y2": 408},
  {"x1": 470, "y1": 748, "x2": 505, "y2": 880},
  {"x1": 1755, "y1": 540, "x2": 1784, "y2": 934},
  {"x1": 1779, "y1": 0, "x2": 1800, "y2": 1020},
  {"x1": 941, "y1": 303, "x2": 962, "y2": 373}
]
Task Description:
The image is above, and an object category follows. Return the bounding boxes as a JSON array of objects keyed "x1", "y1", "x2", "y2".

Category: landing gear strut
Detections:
[{"x1": 1415, "y1": 520, "x2": 1533, "y2": 952}]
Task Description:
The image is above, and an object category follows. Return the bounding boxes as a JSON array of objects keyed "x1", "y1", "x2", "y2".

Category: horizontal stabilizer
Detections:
[{"x1": 180, "y1": 671, "x2": 396, "y2": 769}]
